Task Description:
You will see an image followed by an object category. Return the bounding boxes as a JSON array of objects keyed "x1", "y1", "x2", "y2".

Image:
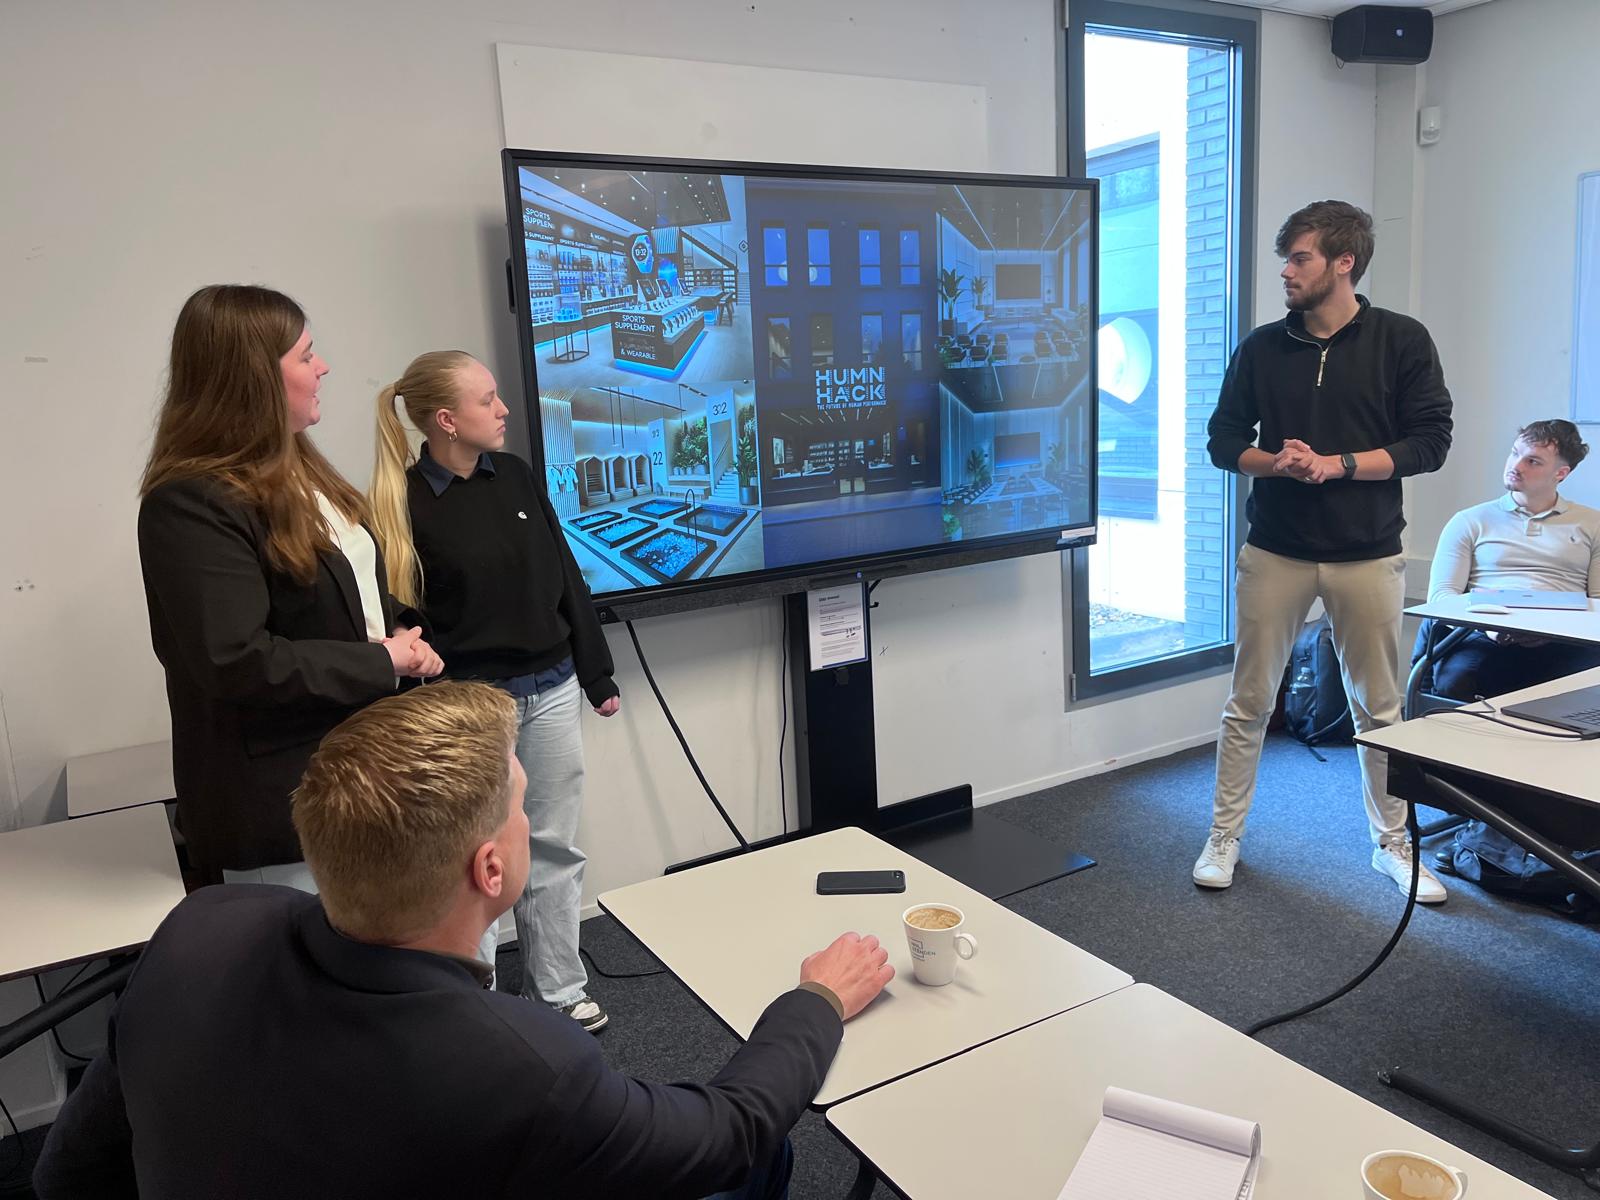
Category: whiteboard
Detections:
[{"x1": 496, "y1": 44, "x2": 988, "y2": 173}]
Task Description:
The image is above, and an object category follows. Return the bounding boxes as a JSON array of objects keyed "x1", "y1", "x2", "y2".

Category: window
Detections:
[
  {"x1": 767, "y1": 317, "x2": 792, "y2": 380},
  {"x1": 807, "y1": 228, "x2": 832, "y2": 286},
  {"x1": 898, "y1": 230, "x2": 921, "y2": 285},
  {"x1": 900, "y1": 312, "x2": 922, "y2": 370},
  {"x1": 1066, "y1": 0, "x2": 1257, "y2": 699},
  {"x1": 763, "y1": 226, "x2": 788, "y2": 287},
  {"x1": 811, "y1": 315, "x2": 835, "y2": 367},
  {"x1": 861, "y1": 314, "x2": 884, "y2": 365},
  {"x1": 859, "y1": 229, "x2": 882, "y2": 286}
]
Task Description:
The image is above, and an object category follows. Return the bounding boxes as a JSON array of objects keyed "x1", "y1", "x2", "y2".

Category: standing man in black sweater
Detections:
[{"x1": 1193, "y1": 201, "x2": 1453, "y2": 900}]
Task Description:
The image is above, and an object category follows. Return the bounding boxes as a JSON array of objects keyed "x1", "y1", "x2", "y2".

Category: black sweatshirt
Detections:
[
  {"x1": 406, "y1": 450, "x2": 618, "y2": 707},
  {"x1": 1206, "y1": 297, "x2": 1453, "y2": 562}
]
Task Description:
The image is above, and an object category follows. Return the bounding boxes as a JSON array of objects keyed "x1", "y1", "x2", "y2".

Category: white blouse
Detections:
[{"x1": 315, "y1": 492, "x2": 388, "y2": 641}]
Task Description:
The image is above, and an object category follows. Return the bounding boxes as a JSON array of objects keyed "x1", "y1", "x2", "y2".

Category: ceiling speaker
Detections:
[{"x1": 1332, "y1": 5, "x2": 1434, "y2": 65}]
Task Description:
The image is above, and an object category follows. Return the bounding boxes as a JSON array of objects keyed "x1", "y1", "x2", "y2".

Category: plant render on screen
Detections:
[{"x1": 505, "y1": 152, "x2": 1098, "y2": 601}]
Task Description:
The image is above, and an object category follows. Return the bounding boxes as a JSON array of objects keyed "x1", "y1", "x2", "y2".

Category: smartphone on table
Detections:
[{"x1": 815, "y1": 869, "x2": 906, "y2": 896}]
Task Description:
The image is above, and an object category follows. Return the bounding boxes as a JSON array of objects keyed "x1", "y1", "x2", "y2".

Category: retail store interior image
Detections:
[
  {"x1": 518, "y1": 166, "x2": 752, "y2": 388},
  {"x1": 539, "y1": 380, "x2": 763, "y2": 593}
]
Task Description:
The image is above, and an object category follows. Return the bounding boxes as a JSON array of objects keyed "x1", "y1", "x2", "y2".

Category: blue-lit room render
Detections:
[{"x1": 934, "y1": 184, "x2": 1096, "y2": 541}]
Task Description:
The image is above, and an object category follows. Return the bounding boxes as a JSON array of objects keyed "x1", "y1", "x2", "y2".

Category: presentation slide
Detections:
[{"x1": 514, "y1": 162, "x2": 1094, "y2": 597}]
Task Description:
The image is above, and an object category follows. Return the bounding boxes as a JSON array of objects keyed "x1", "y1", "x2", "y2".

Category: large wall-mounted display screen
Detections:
[{"x1": 502, "y1": 150, "x2": 1098, "y2": 605}]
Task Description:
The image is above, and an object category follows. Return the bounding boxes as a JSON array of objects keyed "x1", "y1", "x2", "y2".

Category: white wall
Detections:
[
  {"x1": 1, "y1": 1, "x2": 1384, "y2": 908},
  {"x1": 1401, "y1": 0, "x2": 1600, "y2": 560},
  {"x1": 1254, "y1": 12, "x2": 1378, "y2": 328}
]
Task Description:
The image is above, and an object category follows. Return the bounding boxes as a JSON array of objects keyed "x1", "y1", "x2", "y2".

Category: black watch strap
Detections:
[{"x1": 1340, "y1": 452, "x2": 1357, "y2": 477}]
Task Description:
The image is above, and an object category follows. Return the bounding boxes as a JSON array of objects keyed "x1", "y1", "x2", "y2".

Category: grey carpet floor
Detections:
[{"x1": 569, "y1": 733, "x2": 1600, "y2": 1199}]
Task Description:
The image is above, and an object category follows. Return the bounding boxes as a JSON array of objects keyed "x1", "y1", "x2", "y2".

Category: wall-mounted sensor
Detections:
[{"x1": 1418, "y1": 105, "x2": 1442, "y2": 146}]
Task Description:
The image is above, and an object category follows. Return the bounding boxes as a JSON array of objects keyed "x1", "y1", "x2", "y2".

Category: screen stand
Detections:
[
  {"x1": 787, "y1": 591, "x2": 1093, "y2": 899},
  {"x1": 664, "y1": 591, "x2": 1095, "y2": 896}
]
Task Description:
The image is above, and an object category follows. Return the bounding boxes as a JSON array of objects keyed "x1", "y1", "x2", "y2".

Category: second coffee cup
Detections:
[{"x1": 903, "y1": 903, "x2": 978, "y2": 986}]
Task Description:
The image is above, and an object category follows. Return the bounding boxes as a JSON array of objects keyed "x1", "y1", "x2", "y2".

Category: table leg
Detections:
[
  {"x1": 844, "y1": 1156, "x2": 878, "y2": 1200},
  {"x1": 1378, "y1": 771, "x2": 1600, "y2": 1172},
  {"x1": 1404, "y1": 624, "x2": 1474, "y2": 840},
  {"x1": 0, "y1": 955, "x2": 137, "y2": 1060}
]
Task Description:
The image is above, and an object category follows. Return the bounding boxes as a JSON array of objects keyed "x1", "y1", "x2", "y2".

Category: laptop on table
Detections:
[{"x1": 1467, "y1": 589, "x2": 1589, "y2": 611}]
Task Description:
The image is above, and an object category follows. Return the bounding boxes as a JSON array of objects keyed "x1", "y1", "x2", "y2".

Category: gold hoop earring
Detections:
[{"x1": 448, "y1": 430, "x2": 457, "y2": 442}]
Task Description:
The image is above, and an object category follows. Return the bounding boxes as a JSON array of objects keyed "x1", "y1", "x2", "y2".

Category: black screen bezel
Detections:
[{"x1": 500, "y1": 147, "x2": 1100, "y2": 612}]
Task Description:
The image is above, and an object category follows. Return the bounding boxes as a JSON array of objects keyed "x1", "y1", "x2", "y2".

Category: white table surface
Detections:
[
  {"x1": 598, "y1": 826, "x2": 1132, "y2": 1107},
  {"x1": 0, "y1": 804, "x2": 185, "y2": 981},
  {"x1": 1408, "y1": 593, "x2": 1600, "y2": 644},
  {"x1": 1360, "y1": 664, "x2": 1600, "y2": 806},
  {"x1": 827, "y1": 983, "x2": 1555, "y2": 1199},
  {"x1": 65, "y1": 739, "x2": 175, "y2": 819}
]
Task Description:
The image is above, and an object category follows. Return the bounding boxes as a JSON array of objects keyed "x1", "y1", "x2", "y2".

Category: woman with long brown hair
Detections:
[
  {"x1": 138, "y1": 284, "x2": 442, "y2": 886},
  {"x1": 369, "y1": 351, "x2": 618, "y2": 1032}
]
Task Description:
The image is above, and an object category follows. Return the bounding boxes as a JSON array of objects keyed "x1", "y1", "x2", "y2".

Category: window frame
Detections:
[
  {"x1": 859, "y1": 227, "x2": 883, "y2": 287},
  {"x1": 807, "y1": 226, "x2": 832, "y2": 287},
  {"x1": 1063, "y1": 0, "x2": 1258, "y2": 703},
  {"x1": 763, "y1": 225, "x2": 789, "y2": 287},
  {"x1": 898, "y1": 228, "x2": 922, "y2": 286}
]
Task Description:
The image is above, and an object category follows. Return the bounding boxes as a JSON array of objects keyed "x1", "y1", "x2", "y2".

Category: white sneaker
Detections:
[
  {"x1": 1372, "y1": 841, "x2": 1447, "y2": 904},
  {"x1": 1193, "y1": 831, "x2": 1241, "y2": 889}
]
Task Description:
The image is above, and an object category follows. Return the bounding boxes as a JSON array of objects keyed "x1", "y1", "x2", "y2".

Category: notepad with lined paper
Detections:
[{"x1": 1056, "y1": 1086, "x2": 1261, "y2": 1200}]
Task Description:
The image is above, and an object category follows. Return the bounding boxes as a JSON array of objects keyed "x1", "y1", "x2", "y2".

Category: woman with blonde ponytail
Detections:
[
  {"x1": 138, "y1": 285, "x2": 444, "y2": 885},
  {"x1": 369, "y1": 351, "x2": 619, "y2": 1034}
]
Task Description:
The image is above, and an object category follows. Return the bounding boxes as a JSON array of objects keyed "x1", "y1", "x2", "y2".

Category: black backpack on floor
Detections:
[
  {"x1": 1446, "y1": 821, "x2": 1600, "y2": 921},
  {"x1": 1282, "y1": 616, "x2": 1353, "y2": 747}
]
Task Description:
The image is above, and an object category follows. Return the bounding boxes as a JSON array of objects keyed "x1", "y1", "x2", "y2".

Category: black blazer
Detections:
[
  {"x1": 137, "y1": 477, "x2": 413, "y2": 872},
  {"x1": 33, "y1": 887, "x2": 842, "y2": 1199}
]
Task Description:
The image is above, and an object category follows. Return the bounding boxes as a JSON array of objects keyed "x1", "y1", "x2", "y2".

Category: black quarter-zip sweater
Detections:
[{"x1": 1206, "y1": 296, "x2": 1453, "y2": 562}]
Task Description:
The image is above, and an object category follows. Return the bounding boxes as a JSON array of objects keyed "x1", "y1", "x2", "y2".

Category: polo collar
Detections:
[
  {"x1": 1499, "y1": 492, "x2": 1567, "y2": 518},
  {"x1": 417, "y1": 444, "x2": 496, "y2": 497}
]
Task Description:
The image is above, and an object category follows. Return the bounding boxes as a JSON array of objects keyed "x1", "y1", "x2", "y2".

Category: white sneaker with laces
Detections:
[
  {"x1": 1193, "y1": 831, "x2": 1241, "y2": 889},
  {"x1": 1372, "y1": 840, "x2": 1447, "y2": 904}
]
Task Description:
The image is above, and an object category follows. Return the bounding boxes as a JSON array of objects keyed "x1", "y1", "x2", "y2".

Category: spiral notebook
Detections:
[{"x1": 1056, "y1": 1087, "x2": 1262, "y2": 1200}]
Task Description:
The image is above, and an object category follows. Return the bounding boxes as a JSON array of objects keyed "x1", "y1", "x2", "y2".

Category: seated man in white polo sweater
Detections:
[{"x1": 1417, "y1": 418, "x2": 1600, "y2": 701}]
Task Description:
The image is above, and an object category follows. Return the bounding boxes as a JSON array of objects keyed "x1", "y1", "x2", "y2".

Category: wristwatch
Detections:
[{"x1": 1340, "y1": 452, "x2": 1357, "y2": 478}]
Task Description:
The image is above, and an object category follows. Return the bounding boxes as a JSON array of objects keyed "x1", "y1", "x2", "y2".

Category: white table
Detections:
[
  {"x1": 598, "y1": 826, "x2": 1132, "y2": 1107},
  {"x1": 0, "y1": 804, "x2": 186, "y2": 982},
  {"x1": 827, "y1": 984, "x2": 1555, "y2": 1199},
  {"x1": 1365, "y1": 665, "x2": 1600, "y2": 807},
  {"x1": 65, "y1": 739, "x2": 175, "y2": 819},
  {"x1": 1407, "y1": 594, "x2": 1600, "y2": 644}
]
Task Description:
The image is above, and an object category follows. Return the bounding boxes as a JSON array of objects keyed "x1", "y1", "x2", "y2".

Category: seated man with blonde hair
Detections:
[{"x1": 35, "y1": 682, "x2": 893, "y2": 1199}]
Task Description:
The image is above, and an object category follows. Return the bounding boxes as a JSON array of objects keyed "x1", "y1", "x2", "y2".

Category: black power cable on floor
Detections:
[
  {"x1": 624, "y1": 619, "x2": 749, "y2": 853},
  {"x1": 1246, "y1": 799, "x2": 1423, "y2": 1039},
  {"x1": 579, "y1": 945, "x2": 664, "y2": 981}
]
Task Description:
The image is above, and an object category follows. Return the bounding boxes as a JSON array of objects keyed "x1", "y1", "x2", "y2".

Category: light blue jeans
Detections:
[{"x1": 508, "y1": 674, "x2": 590, "y2": 1007}]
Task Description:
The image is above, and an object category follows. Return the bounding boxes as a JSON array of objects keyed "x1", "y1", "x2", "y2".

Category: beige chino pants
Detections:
[{"x1": 1211, "y1": 543, "x2": 1408, "y2": 846}]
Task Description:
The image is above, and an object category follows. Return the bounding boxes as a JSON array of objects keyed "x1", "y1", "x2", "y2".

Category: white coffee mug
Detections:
[
  {"x1": 902, "y1": 903, "x2": 978, "y2": 986},
  {"x1": 1360, "y1": 1149, "x2": 1468, "y2": 1199}
]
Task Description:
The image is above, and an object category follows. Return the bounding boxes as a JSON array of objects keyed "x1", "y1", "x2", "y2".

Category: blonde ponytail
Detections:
[
  {"x1": 366, "y1": 350, "x2": 479, "y2": 610},
  {"x1": 370, "y1": 384, "x2": 423, "y2": 607}
]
